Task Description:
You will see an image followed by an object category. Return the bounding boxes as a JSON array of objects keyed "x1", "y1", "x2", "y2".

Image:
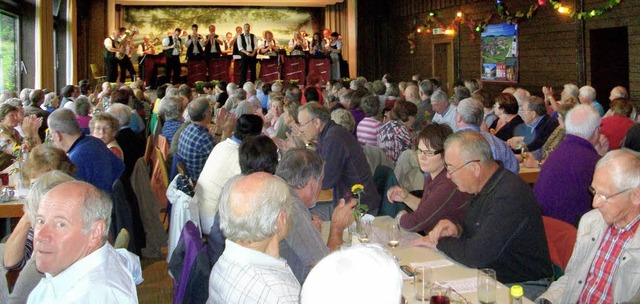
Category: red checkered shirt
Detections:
[{"x1": 578, "y1": 216, "x2": 640, "y2": 303}]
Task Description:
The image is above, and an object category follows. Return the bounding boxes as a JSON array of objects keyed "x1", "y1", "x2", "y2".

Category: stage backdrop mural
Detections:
[
  {"x1": 122, "y1": 6, "x2": 318, "y2": 55},
  {"x1": 481, "y1": 23, "x2": 518, "y2": 83}
]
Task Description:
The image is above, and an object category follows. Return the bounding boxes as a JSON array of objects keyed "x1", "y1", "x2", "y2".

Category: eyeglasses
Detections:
[
  {"x1": 446, "y1": 160, "x2": 480, "y2": 175},
  {"x1": 299, "y1": 118, "x2": 315, "y2": 128},
  {"x1": 589, "y1": 186, "x2": 635, "y2": 202},
  {"x1": 416, "y1": 147, "x2": 442, "y2": 157}
]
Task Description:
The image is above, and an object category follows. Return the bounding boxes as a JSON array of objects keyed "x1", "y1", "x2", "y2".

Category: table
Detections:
[
  {"x1": 323, "y1": 216, "x2": 534, "y2": 304},
  {"x1": 519, "y1": 165, "x2": 541, "y2": 184}
]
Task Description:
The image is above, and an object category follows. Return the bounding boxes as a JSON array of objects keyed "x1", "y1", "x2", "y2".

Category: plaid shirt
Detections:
[
  {"x1": 177, "y1": 123, "x2": 216, "y2": 181},
  {"x1": 578, "y1": 216, "x2": 640, "y2": 303}
]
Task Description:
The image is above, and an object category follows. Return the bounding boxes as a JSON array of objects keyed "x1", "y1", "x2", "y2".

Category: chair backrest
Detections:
[
  {"x1": 150, "y1": 147, "x2": 170, "y2": 209},
  {"x1": 542, "y1": 216, "x2": 577, "y2": 271},
  {"x1": 144, "y1": 134, "x2": 154, "y2": 166},
  {"x1": 90, "y1": 63, "x2": 102, "y2": 78},
  {"x1": 157, "y1": 135, "x2": 170, "y2": 162}
]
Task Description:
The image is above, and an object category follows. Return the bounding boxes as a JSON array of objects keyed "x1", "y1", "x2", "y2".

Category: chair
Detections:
[
  {"x1": 114, "y1": 228, "x2": 130, "y2": 249},
  {"x1": 542, "y1": 216, "x2": 577, "y2": 278},
  {"x1": 157, "y1": 135, "x2": 170, "y2": 162},
  {"x1": 90, "y1": 63, "x2": 106, "y2": 85},
  {"x1": 144, "y1": 134, "x2": 154, "y2": 166},
  {"x1": 150, "y1": 147, "x2": 170, "y2": 210}
]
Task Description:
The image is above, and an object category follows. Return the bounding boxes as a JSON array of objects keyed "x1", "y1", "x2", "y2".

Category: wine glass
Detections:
[
  {"x1": 357, "y1": 219, "x2": 372, "y2": 243},
  {"x1": 387, "y1": 222, "x2": 401, "y2": 260}
]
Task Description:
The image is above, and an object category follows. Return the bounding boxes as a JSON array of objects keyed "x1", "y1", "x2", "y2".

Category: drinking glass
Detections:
[
  {"x1": 414, "y1": 266, "x2": 433, "y2": 301},
  {"x1": 387, "y1": 223, "x2": 401, "y2": 260},
  {"x1": 477, "y1": 268, "x2": 497, "y2": 304},
  {"x1": 429, "y1": 285, "x2": 450, "y2": 304},
  {"x1": 357, "y1": 219, "x2": 372, "y2": 243}
]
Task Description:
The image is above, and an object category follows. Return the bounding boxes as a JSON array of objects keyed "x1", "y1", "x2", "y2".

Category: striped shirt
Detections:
[
  {"x1": 578, "y1": 216, "x2": 640, "y2": 303},
  {"x1": 356, "y1": 117, "x2": 382, "y2": 147}
]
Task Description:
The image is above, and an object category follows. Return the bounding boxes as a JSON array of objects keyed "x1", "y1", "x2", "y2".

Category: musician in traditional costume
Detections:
[
  {"x1": 185, "y1": 24, "x2": 207, "y2": 86},
  {"x1": 162, "y1": 28, "x2": 183, "y2": 84},
  {"x1": 103, "y1": 28, "x2": 124, "y2": 82}
]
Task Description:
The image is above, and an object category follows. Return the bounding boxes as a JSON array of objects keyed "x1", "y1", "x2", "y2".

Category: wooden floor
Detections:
[{"x1": 137, "y1": 254, "x2": 173, "y2": 304}]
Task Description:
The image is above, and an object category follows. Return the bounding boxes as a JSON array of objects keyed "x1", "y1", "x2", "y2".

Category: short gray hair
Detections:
[
  {"x1": 187, "y1": 97, "x2": 211, "y2": 122},
  {"x1": 301, "y1": 244, "x2": 403, "y2": 304},
  {"x1": 226, "y1": 82, "x2": 238, "y2": 94},
  {"x1": 564, "y1": 104, "x2": 601, "y2": 139},
  {"x1": 418, "y1": 80, "x2": 435, "y2": 97},
  {"x1": 243, "y1": 82, "x2": 256, "y2": 96},
  {"x1": 563, "y1": 84, "x2": 579, "y2": 99},
  {"x1": 43, "y1": 93, "x2": 58, "y2": 108},
  {"x1": 74, "y1": 96, "x2": 91, "y2": 116},
  {"x1": 595, "y1": 149, "x2": 640, "y2": 191},
  {"x1": 233, "y1": 88, "x2": 247, "y2": 100},
  {"x1": 360, "y1": 94, "x2": 380, "y2": 117},
  {"x1": 219, "y1": 174, "x2": 293, "y2": 243},
  {"x1": 106, "y1": 103, "x2": 132, "y2": 127},
  {"x1": 457, "y1": 97, "x2": 484, "y2": 127},
  {"x1": 431, "y1": 89, "x2": 449, "y2": 103},
  {"x1": 331, "y1": 108, "x2": 355, "y2": 132},
  {"x1": 271, "y1": 82, "x2": 283, "y2": 93},
  {"x1": 159, "y1": 96, "x2": 183, "y2": 120},
  {"x1": 444, "y1": 130, "x2": 493, "y2": 163},
  {"x1": 25, "y1": 170, "x2": 76, "y2": 224},
  {"x1": 276, "y1": 148, "x2": 325, "y2": 189},
  {"x1": 579, "y1": 86, "x2": 596, "y2": 102},
  {"x1": 48, "y1": 108, "x2": 81, "y2": 135},
  {"x1": 299, "y1": 102, "x2": 331, "y2": 124},
  {"x1": 165, "y1": 87, "x2": 179, "y2": 98}
]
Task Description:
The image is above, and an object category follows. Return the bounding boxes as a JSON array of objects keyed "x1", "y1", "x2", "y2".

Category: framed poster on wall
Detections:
[{"x1": 481, "y1": 24, "x2": 518, "y2": 83}]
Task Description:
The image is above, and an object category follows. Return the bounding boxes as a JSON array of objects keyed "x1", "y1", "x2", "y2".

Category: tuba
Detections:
[{"x1": 116, "y1": 26, "x2": 139, "y2": 60}]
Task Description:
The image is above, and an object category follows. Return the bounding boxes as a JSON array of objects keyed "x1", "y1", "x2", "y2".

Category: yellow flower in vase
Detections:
[{"x1": 350, "y1": 183, "x2": 368, "y2": 221}]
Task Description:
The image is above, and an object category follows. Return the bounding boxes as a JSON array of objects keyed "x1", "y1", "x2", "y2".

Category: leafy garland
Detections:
[{"x1": 548, "y1": 0, "x2": 622, "y2": 20}]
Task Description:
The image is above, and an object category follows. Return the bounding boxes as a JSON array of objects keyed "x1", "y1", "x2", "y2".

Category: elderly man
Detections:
[
  {"x1": 298, "y1": 102, "x2": 381, "y2": 216},
  {"x1": 536, "y1": 149, "x2": 640, "y2": 304},
  {"x1": 177, "y1": 97, "x2": 216, "y2": 181},
  {"x1": 276, "y1": 148, "x2": 356, "y2": 283},
  {"x1": 431, "y1": 90, "x2": 457, "y2": 131},
  {"x1": 207, "y1": 173, "x2": 299, "y2": 303},
  {"x1": 237, "y1": 23, "x2": 258, "y2": 85},
  {"x1": 456, "y1": 98, "x2": 519, "y2": 173},
  {"x1": 196, "y1": 114, "x2": 262, "y2": 234},
  {"x1": 48, "y1": 109, "x2": 124, "y2": 193},
  {"x1": 578, "y1": 85, "x2": 604, "y2": 116},
  {"x1": 27, "y1": 181, "x2": 139, "y2": 303},
  {"x1": 534, "y1": 105, "x2": 607, "y2": 226},
  {"x1": 414, "y1": 79, "x2": 435, "y2": 129},
  {"x1": 107, "y1": 103, "x2": 145, "y2": 180},
  {"x1": 416, "y1": 131, "x2": 552, "y2": 298},
  {"x1": 508, "y1": 96, "x2": 559, "y2": 152}
]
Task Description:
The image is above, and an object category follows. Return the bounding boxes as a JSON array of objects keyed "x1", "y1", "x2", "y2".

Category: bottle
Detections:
[{"x1": 510, "y1": 285, "x2": 523, "y2": 304}]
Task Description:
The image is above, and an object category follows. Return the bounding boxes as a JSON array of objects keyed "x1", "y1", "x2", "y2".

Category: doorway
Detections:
[
  {"x1": 432, "y1": 39, "x2": 453, "y2": 95},
  {"x1": 590, "y1": 27, "x2": 629, "y2": 108}
]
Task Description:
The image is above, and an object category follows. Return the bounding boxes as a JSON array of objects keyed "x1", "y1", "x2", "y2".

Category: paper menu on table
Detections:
[
  {"x1": 436, "y1": 278, "x2": 477, "y2": 294},
  {"x1": 409, "y1": 259, "x2": 454, "y2": 269}
]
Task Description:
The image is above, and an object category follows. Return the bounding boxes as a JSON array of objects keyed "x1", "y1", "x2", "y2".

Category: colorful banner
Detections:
[{"x1": 481, "y1": 23, "x2": 518, "y2": 83}]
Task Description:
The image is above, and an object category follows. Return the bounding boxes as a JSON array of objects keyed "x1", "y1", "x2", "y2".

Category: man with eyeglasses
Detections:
[
  {"x1": 507, "y1": 96, "x2": 559, "y2": 152},
  {"x1": 414, "y1": 131, "x2": 552, "y2": 300},
  {"x1": 536, "y1": 149, "x2": 640, "y2": 304},
  {"x1": 534, "y1": 104, "x2": 609, "y2": 226}
]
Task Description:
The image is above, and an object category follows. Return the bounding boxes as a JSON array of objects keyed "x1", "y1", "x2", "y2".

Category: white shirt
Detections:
[
  {"x1": 27, "y1": 244, "x2": 139, "y2": 304},
  {"x1": 207, "y1": 240, "x2": 300, "y2": 304},
  {"x1": 163, "y1": 35, "x2": 182, "y2": 56},
  {"x1": 432, "y1": 104, "x2": 458, "y2": 132},
  {"x1": 237, "y1": 33, "x2": 257, "y2": 53},
  {"x1": 185, "y1": 36, "x2": 204, "y2": 54}
]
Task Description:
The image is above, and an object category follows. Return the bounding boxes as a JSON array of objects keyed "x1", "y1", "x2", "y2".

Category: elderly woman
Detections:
[
  {"x1": 264, "y1": 94, "x2": 284, "y2": 137},
  {"x1": 356, "y1": 94, "x2": 382, "y2": 146},
  {"x1": 42, "y1": 92, "x2": 59, "y2": 113},
  {"x1": 377, "y1": 100, "x2": 417, "y2": 163},
  {"x1": 384, "y1": 83, "x2": 400, "y2": 110},
  {"x1": 159, "y1": 96, "x2": 184, "y2": 145},
  {"x1": 491, "y1": 93, "x2": 523, "y2": 141},
  {"x1": 89, "y1": 112, "x2": 123, "y2": 160},
  {"x1": 330, "y1": 108, "x2": 355, "y2": 133},
  {"x1": 600, "y1": 98, "x2": 636, "y2": 150},
  {"x1": 387, "y1": 123, "x2": 470, "y2": 234},
  {"x1": 0, "y1": 102, "x2": 41, "y2": 156},
  {"x1": 75, "y1": 96, "x2": 92, "y2": 134},
  {"x1": 258, "y1": 30, "x2": 280, "y2": 56}
]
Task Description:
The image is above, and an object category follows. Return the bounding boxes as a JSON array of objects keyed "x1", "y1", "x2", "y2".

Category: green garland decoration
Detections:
[
  {"x1": 495, "y1": 1, "x2": 540, "y2": 25},
  {"x1": 548, "y1": 0, "x2": 622, "y2": 20}
]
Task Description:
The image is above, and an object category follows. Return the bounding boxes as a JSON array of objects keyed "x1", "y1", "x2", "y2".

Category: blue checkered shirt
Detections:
[{"x1": 177, "y1": 123, "x2": 216, "y2": 181}]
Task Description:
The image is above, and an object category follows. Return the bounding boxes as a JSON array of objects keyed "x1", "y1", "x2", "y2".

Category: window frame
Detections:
[{"x1": 0, "y1": 9, "x2": 21, "y2": 92}]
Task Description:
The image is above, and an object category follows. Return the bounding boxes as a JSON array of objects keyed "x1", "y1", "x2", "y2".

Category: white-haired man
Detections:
[
  {"x1": 431, "y1": 90, "x2": 457, "y2": 131},
  {"x1": 534, "y1": 104, "x2": 608, "y2": 226},
  {"x1": 27, "y1": 181, "x2": 139, "y2": 303},
  {"x1": 301, "y1": 244, "x2": 403, "y2": 304},
  {"x1": 536, "y1": 149, "x2": 640, "y2": 304},
  {"x1": 207, "y1": 173, "x2": 299, "y2": 303},
  {"x1": 578, "y1": 85, "x2": 604, "y2": 116}
]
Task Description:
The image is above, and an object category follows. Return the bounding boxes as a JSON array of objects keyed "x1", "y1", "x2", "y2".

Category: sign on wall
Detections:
[{"x1": 481, "y1": 23, "x2": 518, "y2": 83}]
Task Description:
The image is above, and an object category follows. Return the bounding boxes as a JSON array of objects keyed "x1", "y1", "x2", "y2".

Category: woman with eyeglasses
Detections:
[{"x1": 386, "y1": 123, "x2": 470, "y2": 234}]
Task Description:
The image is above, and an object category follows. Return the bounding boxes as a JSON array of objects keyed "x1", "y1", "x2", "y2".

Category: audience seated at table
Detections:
[
  {"x1": 456, "y1": 97, "x2": 519, "y2": 173},
  {"x1": 89, "y1": 112, "x2": 123, "y2": 160},
  {"x1": 301, "y1": 244, "x2": 402, "y2": 304},
  {"x1": 430, "y1": 90, "x2": 457, "y2": 132},
  {"x1": 521, "y1": 99, "x2": 577, "y2": 168},
  {"x1": 600, "y1": 98, "x2": 635, "y2": 150},
  {"x1": 0, "y1": 102, "x2": 41, "y2": 156},
  {"x1": 534, "y1": 105, "x2": 608, "y2": 227},
  {"x1": 536, "y1": 149, "x2": 640, "y2": 304},
  {"x1": 74, "y1": 96, "x2": 92, "y2": 134},
  {"x1": 207, "y1": 173, "x2": 299, "y2": 303},
  {"x1": 415, "y1": 131, "x2": 552, "y2": 300},
  {"x1": 378, "y1": 100, "x2": 417, "y2": 164},
  {"x1": 387, "y1": 123, "x2": 469, "y2": 234},
  {"x1": 356, "y1": 94, "x2": 382, "y2": 147},
  {"x1": 508, "y1": 96, "x2": 559, "y2": 153}
]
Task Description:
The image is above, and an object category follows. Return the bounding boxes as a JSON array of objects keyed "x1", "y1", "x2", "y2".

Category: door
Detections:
[
  {"x1": 432, "y1": 40, "x2": 453, "y2": 96},
  {"x1": 590, "y1": 27, "x2": 629, "y2": 108}
]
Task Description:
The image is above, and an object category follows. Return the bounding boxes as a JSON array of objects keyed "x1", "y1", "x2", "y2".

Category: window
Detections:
[{"x1": 0, "y1": 10, "x2": 19, "y2": 92}]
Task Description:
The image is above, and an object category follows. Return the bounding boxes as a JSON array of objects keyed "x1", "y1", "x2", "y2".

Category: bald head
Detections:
[{"x1": 610, "y1": 86, "x2": 628, "y2": 101}]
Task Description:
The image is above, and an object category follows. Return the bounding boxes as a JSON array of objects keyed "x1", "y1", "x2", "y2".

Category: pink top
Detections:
[{"x1": 356, "y1": 117, "x2": 382, "y2": 147}]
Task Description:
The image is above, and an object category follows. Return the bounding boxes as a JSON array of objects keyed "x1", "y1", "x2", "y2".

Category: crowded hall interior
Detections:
[{"x1": 1, "y1": 0, "x2": 640, "y2": 302}]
